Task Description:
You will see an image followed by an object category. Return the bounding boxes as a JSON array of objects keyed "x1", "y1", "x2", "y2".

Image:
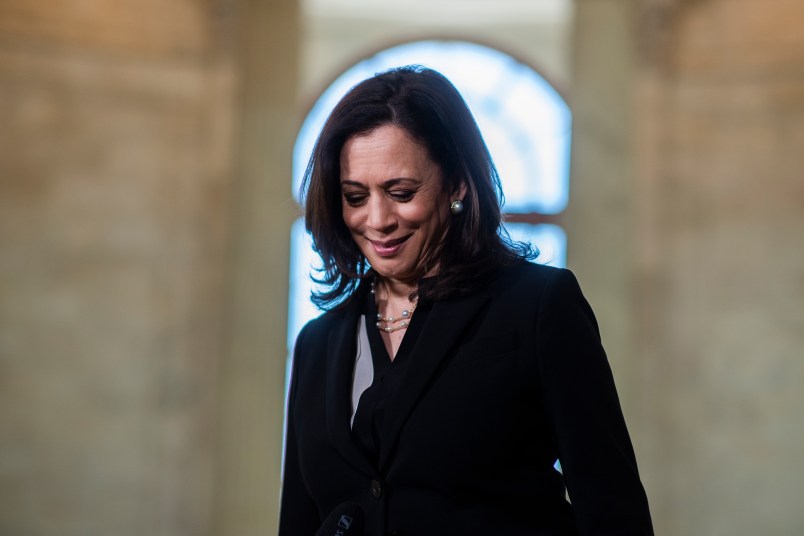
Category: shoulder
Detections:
[
  {"x1": 294, "y1": 307, "x2": 346, "y2": 350},
  {"x1": 292, "y1": 282, "x2": 368, "y2": 367},
  {"x1": 498, "y1": 260, "x2": 560, "y2": 281},
  {"x1": 490, "y1": 261, "x2": 581, "y2": 301},
  {"x1": 288, "y1": 308, "x2": 350, "y2": 397},
  {"x1": 484, "y1": 262, "x2": 594, "y2": 329}
]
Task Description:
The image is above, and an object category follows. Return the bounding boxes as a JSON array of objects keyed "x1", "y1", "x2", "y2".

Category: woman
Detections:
[{"x1": 279, "y1": 66, "x2": 653, "y2": 535}]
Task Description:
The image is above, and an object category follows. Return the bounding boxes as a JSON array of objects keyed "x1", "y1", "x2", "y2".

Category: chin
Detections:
[{"x1": 370, "y1": 261, "x2": 413, "y2": 280}]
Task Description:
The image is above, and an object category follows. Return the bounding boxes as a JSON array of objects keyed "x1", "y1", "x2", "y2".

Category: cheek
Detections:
[
  {"x1": 399, "y1": 201, "x2": 440, "y2": 226},
  {"x1": 405, "y1": 205, "x2": 447, "y2": 230},
  {"x1": 341, "y1": 206, "x2": 361, "y2": 233}
]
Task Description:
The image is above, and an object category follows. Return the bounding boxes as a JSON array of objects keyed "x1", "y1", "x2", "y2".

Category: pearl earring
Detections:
[{"x1": 450, "y1": 199, "x2": 464, "y2": 215}]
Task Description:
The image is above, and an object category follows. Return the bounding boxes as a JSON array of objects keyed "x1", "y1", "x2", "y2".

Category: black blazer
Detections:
[{"x1": 279, "y1": 262, "x2": 653, "y2": 535}]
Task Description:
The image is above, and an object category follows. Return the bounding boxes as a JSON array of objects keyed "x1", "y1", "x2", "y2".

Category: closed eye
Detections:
[
  {"x1": 343, "y1": 192, "x2": 368, "y2": 206},
  {"x1": 388, "y1": 189, "x2": 415, "y2": 202}
]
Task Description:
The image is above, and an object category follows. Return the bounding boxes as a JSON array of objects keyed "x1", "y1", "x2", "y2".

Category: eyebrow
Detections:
[{"x1": 340, "y1": 178, "x2": 420, "y2": 188}]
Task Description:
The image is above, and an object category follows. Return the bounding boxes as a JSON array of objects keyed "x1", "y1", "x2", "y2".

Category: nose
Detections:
[{"x1": 366, "y1": 194, "x2": 397, "y2": 234}]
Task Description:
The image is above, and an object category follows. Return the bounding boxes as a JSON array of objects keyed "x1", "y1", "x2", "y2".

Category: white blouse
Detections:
[{"x1": 349, "y1": 316, "x2": 374, "y2": 427}]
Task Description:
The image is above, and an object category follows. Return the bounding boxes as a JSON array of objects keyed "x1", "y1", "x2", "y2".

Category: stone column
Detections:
[
  {"x1": 212, "y1": 1, "x2": 300, "y2": 535},
  {"x1": 568, "y1": 0, "x2": 639, "y2": 409}
]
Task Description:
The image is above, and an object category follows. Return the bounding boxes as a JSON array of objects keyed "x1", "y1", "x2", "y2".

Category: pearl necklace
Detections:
[{"x1": 371, "y1": 279, "x2": 417, "y2": 333}]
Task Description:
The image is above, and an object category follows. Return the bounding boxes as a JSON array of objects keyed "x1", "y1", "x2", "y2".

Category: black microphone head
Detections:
[{"x1": 315, "y1": 502, "x2": 365, "y2": 536}]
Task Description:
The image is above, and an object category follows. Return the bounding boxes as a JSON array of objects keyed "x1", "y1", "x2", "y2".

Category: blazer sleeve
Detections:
[
  {"x1": 535, "y1": 268, "x2": 654, "y2": 535},
  {"x1": 277, "y1": 325, "x2": 320, "y2": 536}
]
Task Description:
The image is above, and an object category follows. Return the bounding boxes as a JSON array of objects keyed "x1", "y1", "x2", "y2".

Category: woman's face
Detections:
[{"x1": 340, "y1": 125, "x2": 462, "y2": 283}]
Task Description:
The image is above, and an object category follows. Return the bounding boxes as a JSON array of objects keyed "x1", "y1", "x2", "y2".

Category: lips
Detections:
[{"x1": 369, "y1": 235, "x2": 411, "y2": 257}]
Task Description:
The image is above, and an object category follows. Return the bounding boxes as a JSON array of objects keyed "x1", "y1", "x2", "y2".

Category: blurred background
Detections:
[{"x1": 1, "y1": 0, "x2": 802, "y2": 534}]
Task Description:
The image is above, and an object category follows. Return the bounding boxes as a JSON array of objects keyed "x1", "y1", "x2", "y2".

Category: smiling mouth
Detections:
[{"x1": 369, "y1": 235, "x2": 411, "y2": 257}]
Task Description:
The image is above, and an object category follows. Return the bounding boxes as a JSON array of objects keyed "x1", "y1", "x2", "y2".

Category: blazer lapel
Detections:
[
  {"x1": 378, "y1": 289, "x2": 492, "y2": 471},
  {"x1": 325, "y1": 297, "x2": 376, "y2": 477}
]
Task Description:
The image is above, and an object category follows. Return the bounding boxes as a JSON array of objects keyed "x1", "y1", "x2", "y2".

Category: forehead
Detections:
[{"x1": 340, "y1": 125, "x2": 438, "y2": 181}]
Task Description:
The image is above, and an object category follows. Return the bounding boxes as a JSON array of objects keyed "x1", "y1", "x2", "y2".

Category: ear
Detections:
[{"x1": 451, "y1": 179, "x2": 468, "y2": 201}]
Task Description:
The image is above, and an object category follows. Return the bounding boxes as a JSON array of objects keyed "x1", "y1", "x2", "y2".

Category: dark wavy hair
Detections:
[{"x1": 302, "y1": 65, "x2": 536, "y2": 310}]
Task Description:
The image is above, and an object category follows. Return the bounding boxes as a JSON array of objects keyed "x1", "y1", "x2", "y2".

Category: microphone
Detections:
[{"x1": 314, "y1": 502, "x2": 365, "y2": 536}]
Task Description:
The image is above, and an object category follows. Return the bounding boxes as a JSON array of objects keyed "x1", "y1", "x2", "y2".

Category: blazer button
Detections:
[{"x1": 369, "y1": 479, "x2": 383, "y2": 498}]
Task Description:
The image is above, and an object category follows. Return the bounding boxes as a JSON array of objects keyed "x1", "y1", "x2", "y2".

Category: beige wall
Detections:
[
  {"x1": 299, "y1": 1, "x2": 574, "y2": 103},
  {"x1": 1, "y1": 0, "x2": 803, "y2": 535},
  {"x1": 629, "y1": 0, "x2": 804, "y2": 533},
  {"x1": 573, "y1": 1, "x2": 804, "y2": 533},
  {"x1": 0, "y1": 0, "x2": 298, "y2": 534}
]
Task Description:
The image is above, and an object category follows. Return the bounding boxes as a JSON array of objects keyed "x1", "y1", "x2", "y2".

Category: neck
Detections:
[{"x1": 374, "y1": 276, "x2": 416, "y2": 303}]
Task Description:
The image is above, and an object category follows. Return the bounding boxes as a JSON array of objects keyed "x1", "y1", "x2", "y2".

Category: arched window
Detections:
[{"x1": 288, "y1": 40, "x2": 571, "y2": 354}]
